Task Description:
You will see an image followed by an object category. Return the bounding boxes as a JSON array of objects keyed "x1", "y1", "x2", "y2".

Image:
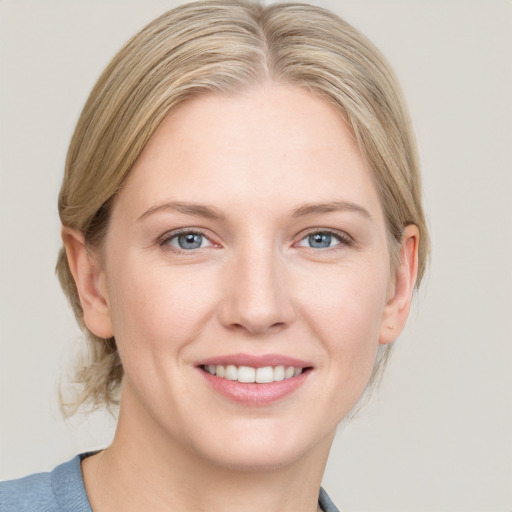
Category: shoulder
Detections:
[
  {"x1": 319, "y1": 486, "x2": 342, "y2": 512},
  {"x1": 0, "y1": 455, "x2": 92, "y2": 512},
  {"x1": 0, "y1": 470, "x2": 58, "y2": 512},
  {"x1": 0, "y1": 470, "x2": 56, "y2": 511}
]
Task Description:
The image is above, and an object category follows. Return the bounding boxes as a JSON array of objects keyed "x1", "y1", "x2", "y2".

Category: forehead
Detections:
[{"x1": 115, "y1": 83, "x2": 384, "y2": 223}]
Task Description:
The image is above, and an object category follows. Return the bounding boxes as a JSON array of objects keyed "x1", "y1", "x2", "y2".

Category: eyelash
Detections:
[
  {"x1": 295, "y1": 229, "x2": 354, "y2": 250},
  {"x1": 158, "y1": 228, "x2": 213, "y2": 254},
  {"x1": 158, "y1": 228, "x2": 353, "y2": 254}
]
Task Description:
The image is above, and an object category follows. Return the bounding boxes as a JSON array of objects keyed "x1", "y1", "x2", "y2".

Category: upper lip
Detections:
[{"x1": 196, "y1": 353, "x2": 312, "y2": 368}]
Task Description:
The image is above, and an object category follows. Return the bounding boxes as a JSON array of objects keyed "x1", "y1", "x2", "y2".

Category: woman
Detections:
[{"x1": 0, "y1": 1, "x2": 428, "y2": 510}]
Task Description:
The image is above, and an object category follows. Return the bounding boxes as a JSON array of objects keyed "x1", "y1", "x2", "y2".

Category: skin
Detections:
[{"x1": 63, "y1": 83, "x2": 419, "y2": 512}]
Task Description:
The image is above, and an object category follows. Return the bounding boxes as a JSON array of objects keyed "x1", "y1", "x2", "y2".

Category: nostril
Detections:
[
  {"x1": 216, "y1": 264, "x2": 296, "y2": 334},
  {"x1": 230, "y1": 320, "x2": 288, "y2": 336}
]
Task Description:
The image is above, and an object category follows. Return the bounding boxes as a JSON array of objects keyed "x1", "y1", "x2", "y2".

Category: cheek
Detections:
[
  {"x1": 105, "y1": 261, "x2": 219, "y2": 363},
  {"x1": 298, "y1": 261, "x2": 389, "y2": 369}
]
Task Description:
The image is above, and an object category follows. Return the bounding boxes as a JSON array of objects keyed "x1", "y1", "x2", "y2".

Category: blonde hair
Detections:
[{"x1": 57, "y1": 0, "x2": 429, "y2": 415}]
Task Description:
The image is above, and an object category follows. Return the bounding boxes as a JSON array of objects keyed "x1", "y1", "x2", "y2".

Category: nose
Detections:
[{"x1": 218, "y1": 244, "x2": 295, "y2": 336}]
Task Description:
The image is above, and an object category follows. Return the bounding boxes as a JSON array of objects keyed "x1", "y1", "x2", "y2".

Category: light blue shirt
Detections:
[{"x1": 0, "y1": 454, "x2": 340, "y2": 511}]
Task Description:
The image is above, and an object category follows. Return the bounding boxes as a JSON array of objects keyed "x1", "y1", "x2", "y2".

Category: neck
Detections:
[{"x1": 82, "y1": 392, "x2": 334, "y2": 512}]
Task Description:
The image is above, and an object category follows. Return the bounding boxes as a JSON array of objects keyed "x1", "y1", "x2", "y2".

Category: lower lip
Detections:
[{"x1": 199, "y1": 368, "x2": 310, "y2": 405}]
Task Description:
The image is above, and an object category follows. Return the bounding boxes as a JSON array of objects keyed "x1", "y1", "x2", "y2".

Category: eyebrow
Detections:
[
  {"x1": 292, "y1": 201, "x2": 372, "y2": 220},
  {"x1": 138, "y1": 199, "x2": 371, "y2": 222},
  {"x1": 137, "y1": 201, "x2": 225, "y2": 222}
]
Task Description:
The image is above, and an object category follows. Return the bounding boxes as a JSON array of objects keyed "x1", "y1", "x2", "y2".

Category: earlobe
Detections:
[
  {"x1": 379, "y1": 225, "x2": 419, "y2": 345},
  {"x1": 61, "y1": 226, "x2": 114, "y2": 339}
]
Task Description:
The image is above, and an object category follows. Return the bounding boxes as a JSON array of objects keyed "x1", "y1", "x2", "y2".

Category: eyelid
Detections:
[
  {"x1": 158, "y1": 228, "x2": 219, "y2": 252},
  {"x1": 156, "y1": 227, "x2": 354, "y2": 253},
  {"x1": 294, "y1": 228, "x2": 354, "y2": 248}
]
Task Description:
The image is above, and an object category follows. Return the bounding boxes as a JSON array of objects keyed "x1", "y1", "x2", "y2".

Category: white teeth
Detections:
[
  {"x1": 274, "y1": 365, "x2": 285, "y2": 381},
  {"x1": 237, "y1": 366, "x2": 256, "y2": 383},
  {"x1": 256, "y1": 366, "x2": 274, "y2": 383},
  {"x1": 204, "y1": 364, "x2": 305, "y2": 383},
  {"x1": 224, "y1": 365, "x2": 238, "y2": 381},
  {"x1": 285, "y1": 366, "x2": 295, "y2": 379}
]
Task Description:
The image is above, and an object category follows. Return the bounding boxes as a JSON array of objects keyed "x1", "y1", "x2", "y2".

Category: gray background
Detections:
[{"x1": 1, "y1": 1, "x2": 511, "y2": 510}]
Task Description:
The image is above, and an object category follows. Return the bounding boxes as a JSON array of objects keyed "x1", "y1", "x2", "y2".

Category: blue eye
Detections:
[
  {"x1": 166, "y1": 232, "x2": 211, "y2": 250},
  {"x1": 297, "y1": 231, "x2": 344, "y2": 249}
]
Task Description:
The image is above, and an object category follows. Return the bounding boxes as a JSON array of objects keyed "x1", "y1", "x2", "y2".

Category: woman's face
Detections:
[{"x1": 95, "y1": 84, "x2": 400, "y2": 470}]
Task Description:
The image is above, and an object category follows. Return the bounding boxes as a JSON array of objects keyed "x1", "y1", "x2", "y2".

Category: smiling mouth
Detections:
[{"x1": 201, "y1": 364, "x2": 307, "y2": 384}]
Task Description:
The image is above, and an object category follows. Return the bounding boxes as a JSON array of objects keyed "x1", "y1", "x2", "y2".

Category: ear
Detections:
[
  {"x1": 379, "y1": 224, "x2": 419, "y2": 345},
  {"x1": 61, "y1": 226, "x2": 114, "y2": 339}
]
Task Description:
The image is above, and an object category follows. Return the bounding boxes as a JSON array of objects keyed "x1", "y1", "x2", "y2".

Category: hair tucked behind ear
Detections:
[
  {"x1": 57, "y1": 0, "x2": 429, "y2": 416},
  {"x1": 56, "y1": 247, "x2": 122, "y2": 415}
]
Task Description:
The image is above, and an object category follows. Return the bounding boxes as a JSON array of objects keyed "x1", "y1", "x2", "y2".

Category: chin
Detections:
[
  {"x1": 202, "y1": 443, "x2": 307, "y2": 473},
  {"x1": 189, "y1": 421, "x2": 335, "y2": 473}
]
